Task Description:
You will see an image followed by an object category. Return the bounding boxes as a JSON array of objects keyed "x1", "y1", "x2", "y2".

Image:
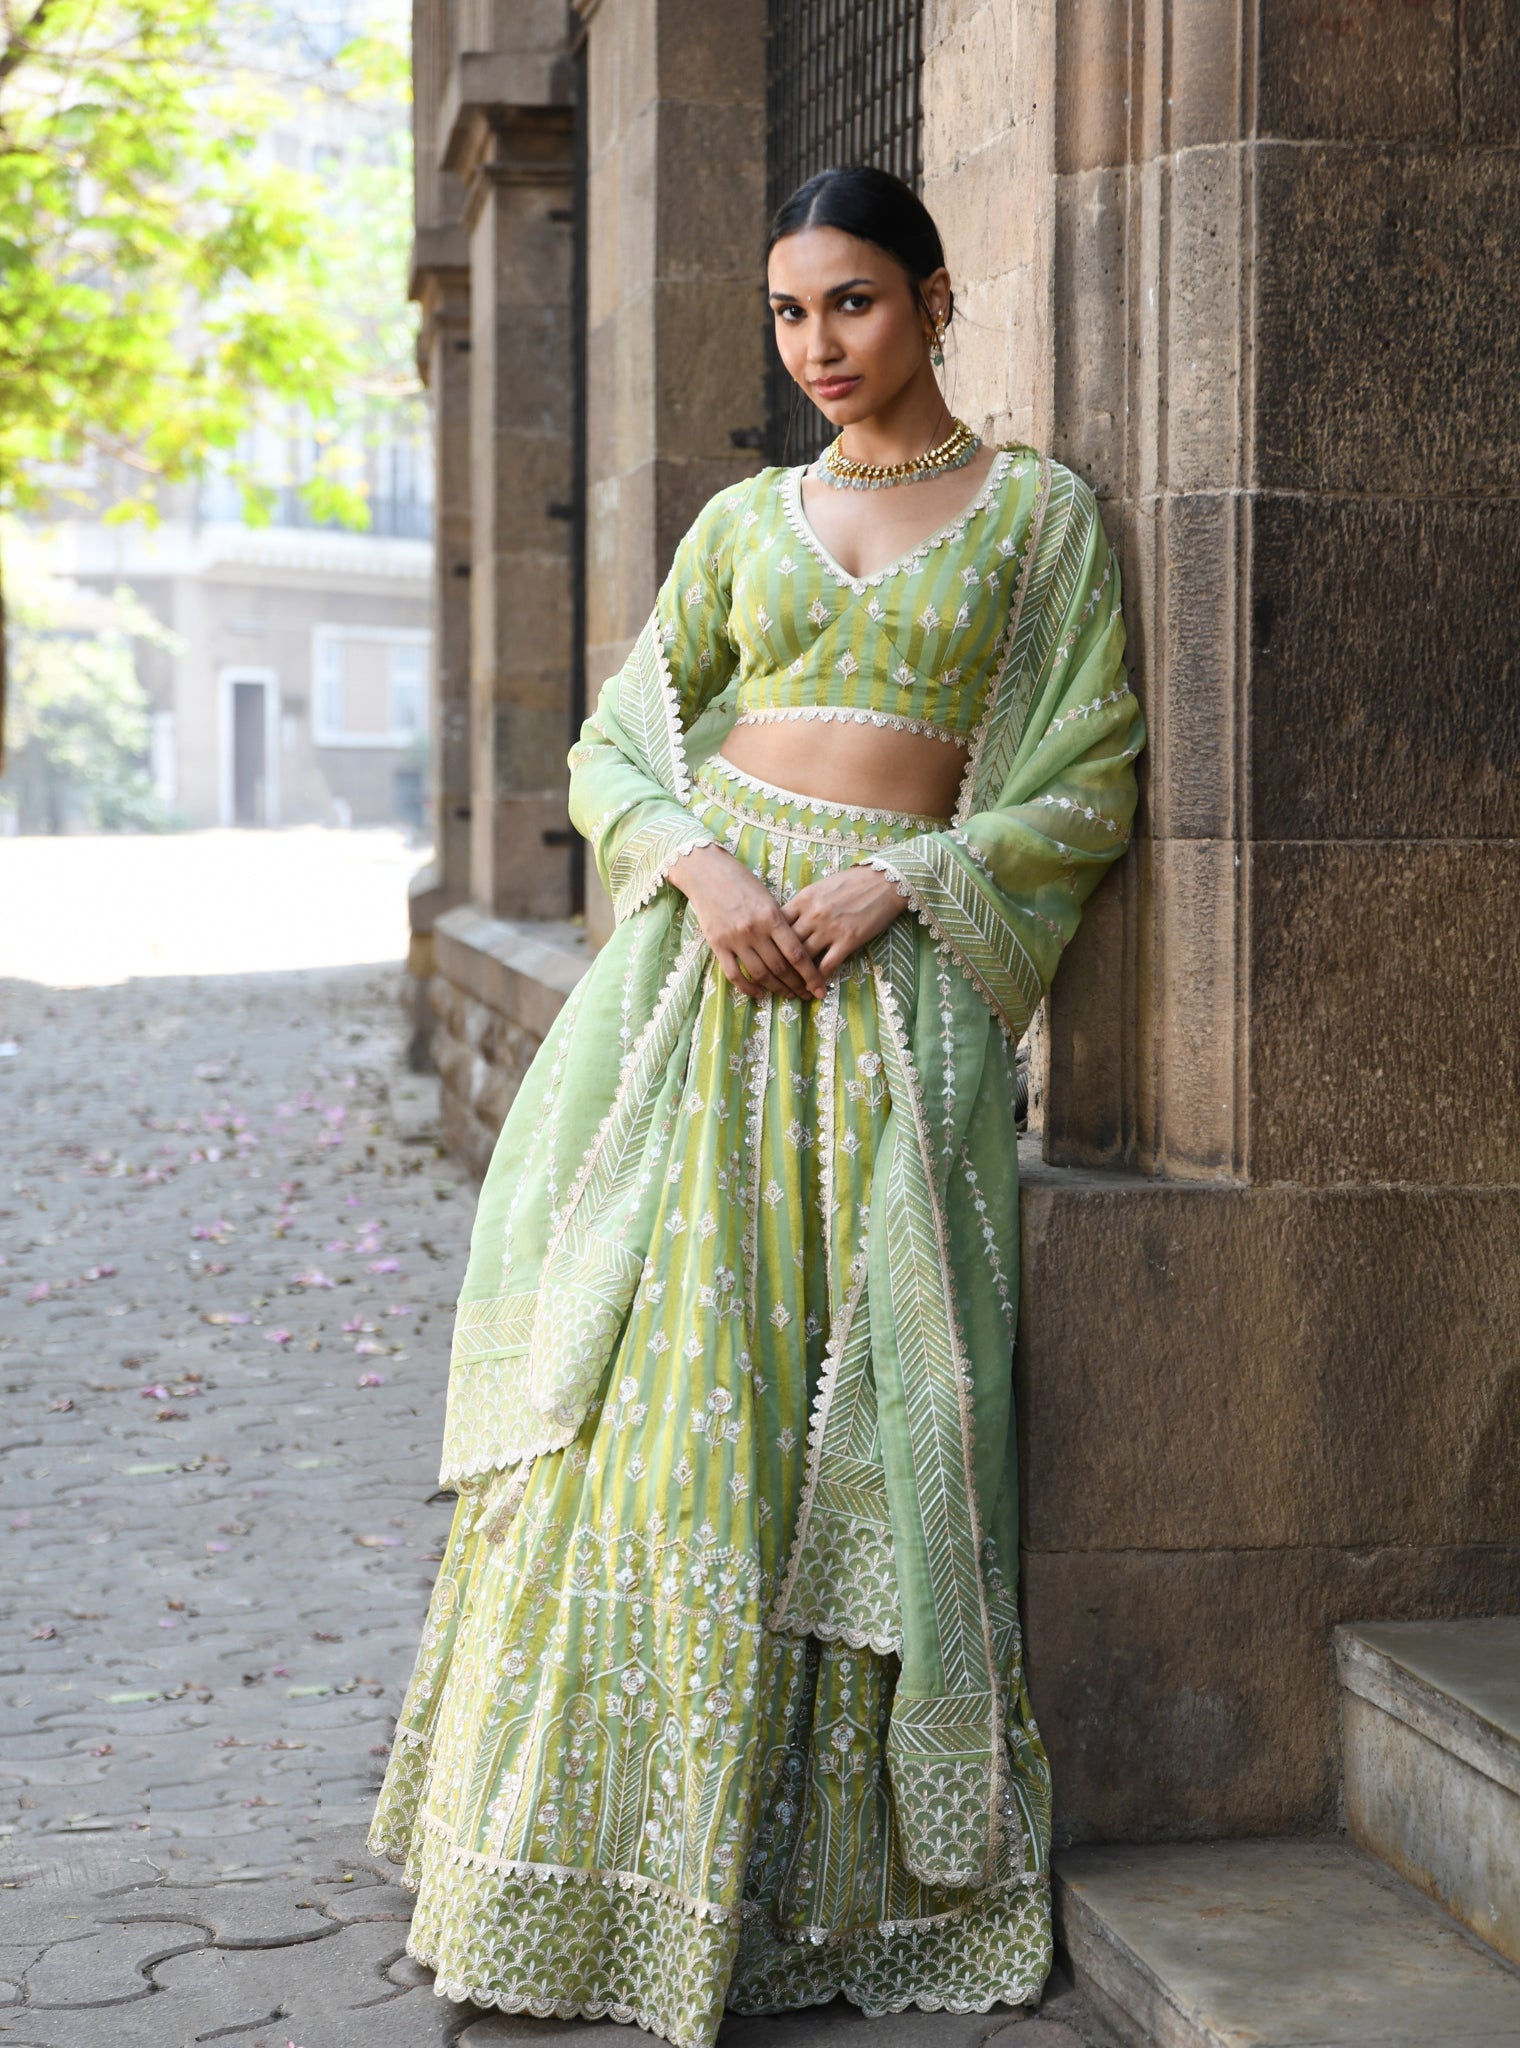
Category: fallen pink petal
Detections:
[
  {"x1": 139, "y1": 1384, "x2": 171, "y2": 1400},
  {"x1": 263, "y1": 1329, "x2": 294, "y2": 1346},
  {"x1": 26, "y1": 1280, "x2": 50, "y2": 1302},
  {"x1": 356, "y1": 1371, "x2": 385, "y2": 1387},
  {"x1": 367, "y1": 1258, "x2": 400, "y2": 1274}
]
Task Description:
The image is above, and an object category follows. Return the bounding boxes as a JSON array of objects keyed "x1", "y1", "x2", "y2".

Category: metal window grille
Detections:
[{"x1": 765, "y1": 0, "x2": 923, "y2": 464}]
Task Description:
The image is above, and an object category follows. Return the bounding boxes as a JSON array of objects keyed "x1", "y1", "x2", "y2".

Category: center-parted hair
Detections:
[{"x1": 767, "y1": 165, "x2": 950, "y2": 323}]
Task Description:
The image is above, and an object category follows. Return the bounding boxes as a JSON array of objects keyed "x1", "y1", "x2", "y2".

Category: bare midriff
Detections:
[{"x1": 716, "y1": 719, "x2": 966, "y2": 821}]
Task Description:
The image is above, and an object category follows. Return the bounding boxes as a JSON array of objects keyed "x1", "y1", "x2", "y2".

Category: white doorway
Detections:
[{"x1": 218, "y1": 667, "x2": 280, "y2": 827}]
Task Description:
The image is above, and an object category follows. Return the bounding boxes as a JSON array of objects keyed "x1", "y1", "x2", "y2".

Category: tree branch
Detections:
[{"x1": 0, "y1": 0, "x2": 58, "y2": 89}]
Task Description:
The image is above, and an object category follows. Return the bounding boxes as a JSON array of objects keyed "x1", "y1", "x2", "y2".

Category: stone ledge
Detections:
[
  {"x1": 433, "y1": 903, "x2": 589, "y2": 1042},
  {"x1": 1338, "y1": 1619, "x2": 1520, "y2": 1801},
  {"x1": 1055, "y1": 1838, "x2": 1520, "y2": 2048}
]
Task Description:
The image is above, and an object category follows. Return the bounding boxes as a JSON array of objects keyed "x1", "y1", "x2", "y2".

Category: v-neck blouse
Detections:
[{"x1": 706, "y1": 444, "x2": 1036, "y2": 749}]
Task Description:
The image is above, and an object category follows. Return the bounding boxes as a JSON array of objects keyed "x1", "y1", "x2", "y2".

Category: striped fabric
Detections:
[{"x1": 371, "y1": 766, "x2": 1050, "y2": 2045}]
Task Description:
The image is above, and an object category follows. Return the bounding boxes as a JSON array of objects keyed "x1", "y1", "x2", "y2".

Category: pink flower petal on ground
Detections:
[
  {"x1": 83, "y1": 1264, "x2": 117, "y2": 1281},
  {"x1": 386, "y1": 1304, "x2": 413, "y2": 1317},
  {"x1": 292, "y1": 1270, "x2": 334, "y2": 1289},
  {"x1": 367, "y1": 1258, "x2": 400, "y2": 1274},
  {"x1": 27, "y1": 1281, "x2": 50, "y2": 1302},
  {"x1": 158, "y1": 1616, "x2": 177, "y2": 1628},
  {"x1": 324, "y1": 1239, "x2": 349, "y2": 1253},
  {"x1": 341, "y1": 1315, "x2": 364, "y2": 1333},
  {"x1": 356, "y1": 1372, "x2": 385, "y2": 1388},
  {"x1": 271, "y1": 1664, "x2": 289, "y2": 1677},
  {"x1": 263, "y1": 1329, "x2": 293, "y2": 1346},
  {"x1": 139, "y1": 1384, "x2": 171, "y2": 1400},
  {"x1": 206, "y1": 1541, "x2": 230, "y2": 1553},
  {"x1": 190, "y1": 1220, "x2": 233, "y2": 1242},
  {"x1": 354, "y1": 1339, "x2": 385, "y2": 1356}
]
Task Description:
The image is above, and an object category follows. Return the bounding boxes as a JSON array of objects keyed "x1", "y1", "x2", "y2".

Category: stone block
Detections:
[
  {"x1": 434, "y1": 905, "x2": 589, "y2": 1043},
  {"x1": 923, "y1": 0, "x2": 1018, "y2": 164},
  {"x1": 489, "y1": 692, "x2": 577, "y2": 794},
  {"x1": 1052, "y1": 166, "x2": 1127, "y2": 499},
  {"x1": 1164, "y1": 0, "x2": 1247, "y2": 152},
  {"x1": 1161, "y1": 145, "x2": 1244, "y2": 494},
  {"x1": 480, "y1": 553, "x2": 572, "y2": 683},
  {"x1": 1021, "y1": 1543, "x2": 1520, "y2": 1840},
  {"x1": 1041, "y1": 852, "x2": 1138, "y2": 1171},
  {"x1": 481, "y1": 191, "x2": 574, "y2": 310},
  {"x1": 656, "y1": 102, "x2": 765, "y2": 285},
  {"x1": 587, "y1": 0, "x2": 656, "y2": 148},
  {"x1": 481, "y1": 433, "x2": 574, "y2": 554},
  {"x1": 1056, "y1": 1839, "x2": 1520, "y2": 2048},
  {"x1": 652, "y1": 280, "x2": 767, "y2": 464},
  {"x1": 1248, "y1": 840, "x2": 1520, "y2": 1185},
  {"x1": 441, "y1": 1084, "x2": 499, "y2": 1181},
  {"x1": 1340, "y1": 1618, "x2": 1520, "y2": 1967},
  {"x1": 612, "y1": 292, "x2": 658, "y2": 474},
  {"x1": 1130, "y1": 835, "x2": 1243, "y2": 1179},
  {"x1": 1461, "y1": 0, "x2": 1520, "y2": 144},
  {"x1": 1143, "y1": 491, "x2": 1240, "y2": 843},
  {"x1": 1259, "y1": 0, "x2": 1457, "y2": 140},
  {"x1": 1017, "y1": 1170, "x2": 1520, "y2": 1554},
  {"x1": 1249, "y1": 494, "x2": 1520, "y2": 842},
  {"x1": 1254, "y1": 143, "x2": 1520, "y2": 495},
  {"x1": 1053, "y1": 0, "x2": 1128, "y2": 171},
  {"x1": 656, "y1": 0, "x2": 765, "y2": 106}
]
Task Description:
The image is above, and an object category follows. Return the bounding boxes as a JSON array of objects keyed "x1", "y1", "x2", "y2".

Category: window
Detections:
[
  {"x1": 389, "y1": 641, "x2": 426, "y2": 739},
  {"x1": 311, "y1": 625, "x2": 430, "y2": 746},
  {"x1": 765, "y1": 0, "x2": 924, "y2": 463}
]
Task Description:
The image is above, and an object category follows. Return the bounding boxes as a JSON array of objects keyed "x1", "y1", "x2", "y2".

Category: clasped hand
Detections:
[{"x1": 668, "y1": 844, "x2": 904, "y2": 1000}]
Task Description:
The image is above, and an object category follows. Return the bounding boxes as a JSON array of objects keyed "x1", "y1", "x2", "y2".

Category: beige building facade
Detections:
[{"x1": 408, "y1": 0, "x2": 1518, "y2": 1866}]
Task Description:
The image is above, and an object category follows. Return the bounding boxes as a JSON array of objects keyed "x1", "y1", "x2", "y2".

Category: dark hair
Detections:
[{"x1": 767, "y1": 165, "x2": 951, "y2": 324}]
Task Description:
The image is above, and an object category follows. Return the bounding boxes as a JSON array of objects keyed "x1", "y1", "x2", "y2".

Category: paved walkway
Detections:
[{"x1": 0, "y1": 835, "x2": 1103, "y2": 2048}]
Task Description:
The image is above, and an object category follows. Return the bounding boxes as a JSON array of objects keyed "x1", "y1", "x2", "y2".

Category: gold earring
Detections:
[{"x1": 930, "y1": 313, "x2": 946, "y2": 368}]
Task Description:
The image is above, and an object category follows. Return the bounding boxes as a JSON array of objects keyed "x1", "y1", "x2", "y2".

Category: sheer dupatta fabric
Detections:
[{"x1": 435, "y1": 455, "x2": 1143, "y2": 1891}]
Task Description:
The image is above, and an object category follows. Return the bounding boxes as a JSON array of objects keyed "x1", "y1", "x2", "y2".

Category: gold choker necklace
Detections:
[{"x1": 819, "y1": 417, "x2": 981, "y2": 490}]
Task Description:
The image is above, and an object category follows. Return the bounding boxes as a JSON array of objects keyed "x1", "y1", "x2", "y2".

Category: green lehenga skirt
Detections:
[{"x1": 368, "y1": 756, "x2": 1053, "y2": 2046}]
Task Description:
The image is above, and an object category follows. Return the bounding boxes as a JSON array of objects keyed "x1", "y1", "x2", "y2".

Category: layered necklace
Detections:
[{"x1": 818, "y1": 415, "x2": 981, "y2": 491}]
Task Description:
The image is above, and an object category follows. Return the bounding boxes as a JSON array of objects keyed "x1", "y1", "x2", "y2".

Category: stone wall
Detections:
[{"x1": 921, "y1": 0, "x2": 1520, "y2": 1840}]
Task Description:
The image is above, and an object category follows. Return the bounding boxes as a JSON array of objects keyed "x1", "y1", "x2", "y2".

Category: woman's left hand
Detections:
[{"x1": 780, "y1": 865, "x2": 906, "y2": 980}]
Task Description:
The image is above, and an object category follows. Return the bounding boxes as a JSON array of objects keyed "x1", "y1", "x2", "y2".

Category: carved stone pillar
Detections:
[
  {"x1": 447, "y1": 104, "x2": 576, "y2": 922},
  {"x1": 415, "y1": 268, "x2": 473, "y2": 898}
]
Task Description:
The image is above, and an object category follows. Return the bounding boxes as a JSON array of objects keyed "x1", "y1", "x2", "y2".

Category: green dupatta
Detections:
[{"x1": 437, "y1": 451, "x2": 1144, "y2": 1890}]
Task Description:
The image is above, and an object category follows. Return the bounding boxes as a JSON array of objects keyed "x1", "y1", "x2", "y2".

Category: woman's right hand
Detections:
[{"x1": 668, "y1": 843, "x2": 827, "y2": 1002}]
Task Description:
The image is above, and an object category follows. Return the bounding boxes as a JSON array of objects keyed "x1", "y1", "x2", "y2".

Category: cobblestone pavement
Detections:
[{"x1": 0, "y1": 851, "x2": 1108, "y2": 2048}]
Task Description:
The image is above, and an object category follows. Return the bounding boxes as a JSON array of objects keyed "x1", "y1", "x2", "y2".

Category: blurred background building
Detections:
[{"x1": 11, "y1": 0, "x2": 433, "y2": 836}]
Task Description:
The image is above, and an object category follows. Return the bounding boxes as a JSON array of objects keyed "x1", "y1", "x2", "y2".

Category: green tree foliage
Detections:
[
  {"x1": 0, "y1": 0, "x2": 415, "y2": 762},
  {"x1": 1, "y1": 522, "x2": 178, "y2": 833}
]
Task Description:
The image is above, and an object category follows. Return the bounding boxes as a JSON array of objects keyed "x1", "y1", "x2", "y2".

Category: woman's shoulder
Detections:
[
  {"x1": 682, "y1": 465, "x2": 790, "y2": 547},
  {"x1": 995, "y1": 442, "x2": 1105, "y2": 522}
]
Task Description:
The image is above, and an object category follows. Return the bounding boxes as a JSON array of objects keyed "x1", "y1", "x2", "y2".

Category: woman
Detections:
[{"x1": 370, "y1": 164, "x2": 1144, "y2": 2044}]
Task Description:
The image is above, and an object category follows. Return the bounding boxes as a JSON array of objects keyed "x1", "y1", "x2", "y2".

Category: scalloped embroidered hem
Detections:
[{"x1": 391, "y1": 1825, "x2": 1051, "y2": 2048}]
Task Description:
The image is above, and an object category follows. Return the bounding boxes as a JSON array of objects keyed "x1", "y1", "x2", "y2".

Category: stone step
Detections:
[
  {"x1": 1338, "y1": 1616, "x2": 1520, "y2": 1968},
  {"x1": 1054, "y1": 1837, "x2": 1520, "y2": 2047}
]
